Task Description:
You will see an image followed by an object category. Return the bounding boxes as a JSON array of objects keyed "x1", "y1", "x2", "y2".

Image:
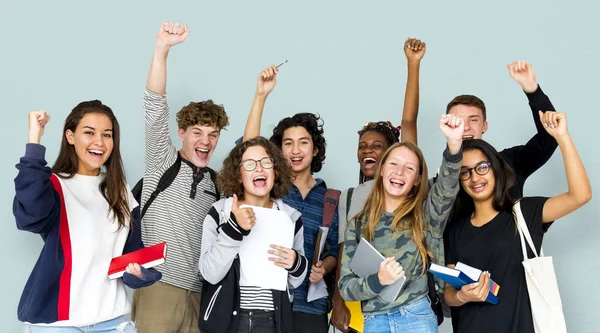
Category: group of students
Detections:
[{"x1": 12, "y1": 21, "x2": 592, "y2": 333}]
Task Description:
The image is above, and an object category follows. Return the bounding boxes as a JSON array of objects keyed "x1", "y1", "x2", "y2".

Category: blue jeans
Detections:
[
  {"x1": 23, "y1": 316, "x2": 136, "y2": 333},
  {"x1": 363, "y1": 297, "x2": 437, "y2": 333}
]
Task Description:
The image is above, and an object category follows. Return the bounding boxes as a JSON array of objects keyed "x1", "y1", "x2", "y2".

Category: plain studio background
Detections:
[{"x1": 1, "y1": 1, "x2": 598, "y2": 332}]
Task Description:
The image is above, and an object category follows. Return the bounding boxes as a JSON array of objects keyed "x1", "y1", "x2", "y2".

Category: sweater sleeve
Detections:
[
  {"x1": 502, "y1": 86, "x2": 558, "y2": 185},
  {"x1": 199, "y1": 206, "x2": 245, "y2": 284},
  {"x1": 13, "y1": 143, "x2": 60, "y2": 236},
  {"x1": 287, "y1": 217, "x2": 308, "y2": 289},
  {"x1": 144, "y1": 88, "x2": 178, "y2": 175},
  {"x1": 338, "y1": 219, "x2": 383, "y2": 301},
  {"x1": 423, "y1": 147, "x2": 462, "y2": 239}
]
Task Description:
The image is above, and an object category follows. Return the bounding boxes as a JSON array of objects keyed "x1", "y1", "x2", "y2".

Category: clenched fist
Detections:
[{"x1": 156, "y1": 21, "x2": 190, "y2": 49}]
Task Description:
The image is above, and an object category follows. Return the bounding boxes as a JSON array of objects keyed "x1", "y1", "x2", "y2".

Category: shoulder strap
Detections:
[
  {"x1": 322, "y1": 189, "x2": 341, "y2": 228},
  {"x1": 140, "y1": 153, "x2": 182, "y2": 218},
  {"x1": 345, "y1": 187, "x2": 355, "y2": 221},
  {"x1": 206, "y1": 167, "x2": 220, "y2": 202},
  {"x1": 513, "y1": 200, "x2": 542, "y2": 258},
  {"x1": 354, "y1": 215, "x2": 361, "y2": 244},
  {"x1": 132, "y1": 178, "x2": 143, "y2": 206}
]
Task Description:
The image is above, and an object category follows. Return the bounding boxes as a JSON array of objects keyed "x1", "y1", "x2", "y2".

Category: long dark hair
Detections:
[
  {"x1": 452, "y1": 139, "x2": 516, "y2": 219},
  {"x1": 52, "y1": 100, "x2": 133, "y2": 230}
]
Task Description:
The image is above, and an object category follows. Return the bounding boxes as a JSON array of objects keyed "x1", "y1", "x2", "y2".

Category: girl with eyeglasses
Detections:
[
  {"x1": 443, "y1": 112, "x2": 592, "y2": 333},
  {"x1": 199, "y1": 137, "x2": 308, "y2": 333}
]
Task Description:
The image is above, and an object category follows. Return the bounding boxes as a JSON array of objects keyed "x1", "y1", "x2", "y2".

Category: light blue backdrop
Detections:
[{"x1": 1, "y1": 1, "x2": 598, "y2": 332}]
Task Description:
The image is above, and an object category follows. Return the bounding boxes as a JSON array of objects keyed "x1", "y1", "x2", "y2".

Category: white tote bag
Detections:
[{"x1": 513, "y1": 201, "x2": 567, "y2": 333}]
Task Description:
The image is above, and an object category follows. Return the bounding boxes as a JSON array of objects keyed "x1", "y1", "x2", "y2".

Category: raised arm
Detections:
[
  {"x1": 504, "y1": 61, "x2": 558, "y2": 179},
  {"x1": 13, "y1": 111, "x2": 59, "y2": 235},
  {"x1": 144, "y1": 22, "x2": 189, "y2": 173},
  {"x1": 400, "y1": 38, "x2": 426, "y2": 145},
  {"x1": 423, "y1": 114, "x2": 464, "y2": 238},
  {"x1": 147, "y1": 22, "x2": 189, "y2": 94},
  {"x1": 242, "y1": 65, "x2": 279, "y2": 142},
  {"x1": 537, "y1": 112, "x2": 592, "y2": 223}
]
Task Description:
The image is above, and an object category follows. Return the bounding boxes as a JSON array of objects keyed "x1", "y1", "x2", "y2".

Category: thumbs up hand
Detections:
[{"x1": 231, "y1": 194, "x2": 256, "y2": 231}]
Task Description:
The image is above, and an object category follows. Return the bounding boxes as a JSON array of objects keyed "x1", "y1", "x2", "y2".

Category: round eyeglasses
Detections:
[
  {"x1": 459, "y1": 161, "x2": 492, "y2": 181},
  {"x1": 240, "y1": 157, "x2": 274, "y2": 171}
]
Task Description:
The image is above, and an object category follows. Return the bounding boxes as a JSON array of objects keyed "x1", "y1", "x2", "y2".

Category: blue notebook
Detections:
[{"x1": 429, "y1": 262, "x2": 499, "y2": 304}]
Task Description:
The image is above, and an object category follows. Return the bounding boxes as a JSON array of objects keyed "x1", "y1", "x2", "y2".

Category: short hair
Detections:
[
  {"x1": 270, "y1": 113, "x2": 326, "y2": 174},
  {"x1": 176, "y1": 100, "x2": 229, "y2": 131},
  {"x1": 218, "y1": 137, "x2": 292, "y2": 200},
  {"x1": 446, "y1": 95, "x2": 487, "y2": 120}
]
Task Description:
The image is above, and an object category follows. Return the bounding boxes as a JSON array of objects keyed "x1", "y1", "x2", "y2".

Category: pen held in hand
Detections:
[{"x1": 276, "y1": 60, "x2": 288, "y2": 68}]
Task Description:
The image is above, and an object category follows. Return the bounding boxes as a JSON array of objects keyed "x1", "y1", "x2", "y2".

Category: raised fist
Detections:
[
  {"x1": 256, "y1": 65, "x2": 278, "y2": 97},
  {"x1": 507, "y1": 60, "x2": 537, "y2": 93},
  {"x1": 28, "y1": 110, "x2": 51, "y2": 144},
  {"x1": 156, "y1": 21, "x2": 190, "y2": 48},
  {"x1": 404, "y1": 38, "x2": 426, "y2": 62}
]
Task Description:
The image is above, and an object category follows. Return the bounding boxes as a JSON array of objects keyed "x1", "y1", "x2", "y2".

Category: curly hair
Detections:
[
  {"x1": 357, "y1": 121, "x2": 400, "y2": 184},
  {"x1": 176, "y1": 100, "x2": 229, "y2": 131},
  {"x1": 218, "y1": 137, "x2": 292, "y2": 200},
  {"x1": 269, "y1": 113, "x2": 326, "y2": 174}
]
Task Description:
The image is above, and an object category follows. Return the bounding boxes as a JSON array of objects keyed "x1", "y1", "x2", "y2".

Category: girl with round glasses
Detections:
[
  {"x1": 443, "y1": 112, "x2": 592, "y2": 333},
  {"x1": 199, "y1": 137, "x2": 308, "y2": 333}
]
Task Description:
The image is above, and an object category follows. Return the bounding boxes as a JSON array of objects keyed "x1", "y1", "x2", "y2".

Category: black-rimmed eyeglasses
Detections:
[
  {"x1": 459, "y1": 161, "x2": 492, "y2": 181},
  {"x1": 240, "y1": 157, "x2": 274, "y2": 171}
]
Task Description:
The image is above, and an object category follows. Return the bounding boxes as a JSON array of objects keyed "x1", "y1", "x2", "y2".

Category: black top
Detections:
[
  {"x1": 500, "y1": 86, "x2": 557, "y2": 199},
  {"x1": 445, "y1": 197, "x2": 550, "y2": 333}
]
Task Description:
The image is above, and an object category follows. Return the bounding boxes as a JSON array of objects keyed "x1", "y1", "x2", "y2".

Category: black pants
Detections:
[
  {"x1": 236, "y1": 309, "x2": 276, "y2": 333},
  {"x1": 292, "y1": 312, "x2": 329, "y2": 333}
]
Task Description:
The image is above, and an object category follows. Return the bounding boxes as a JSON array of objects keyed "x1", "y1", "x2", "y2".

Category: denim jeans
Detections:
[
  {"x1": 363, "y1": 297, "x2": 437, "y2": 333},
  {"x1": 236, "y1": 310, "x2": 276, "y2": 333},
  {"x1": 23, "y1": 316, "x2": 136, "y2": 333}
]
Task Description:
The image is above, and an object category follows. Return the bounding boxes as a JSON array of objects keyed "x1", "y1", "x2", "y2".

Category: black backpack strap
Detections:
[
  {"x1": 140, "y1": 153, "x2": 182, "y2": 218},
  {"x1": 206, "y1": 167, "x2": 220, "y2": 202},
  {"x1": 132, "y1": 178, "x2": 144, "y2": 207},
  {"x1": 345, "y1": 187, "x2": 354, "y2": 222},
  {"x1": 354, "y1": 214, "x2": 361, "y2": 245}
]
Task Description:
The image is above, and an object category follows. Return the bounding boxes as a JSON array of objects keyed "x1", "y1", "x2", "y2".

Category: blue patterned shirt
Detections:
[{"x1": 284, "y1": 179, "x2": 340, "y2": 315}]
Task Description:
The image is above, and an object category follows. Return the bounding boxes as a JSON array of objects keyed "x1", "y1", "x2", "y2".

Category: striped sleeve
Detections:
[
  {"x1": 199, "y1": 205, "x2": 243, "y2": 284},
  {"x1": 287, "y1": 217, "x2": 308, "y2": 289},
  {"x1": 144, "y1": 88, "x2": 178, "y2": 175}
]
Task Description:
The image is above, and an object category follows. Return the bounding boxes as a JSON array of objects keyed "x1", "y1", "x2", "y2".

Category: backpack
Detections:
[
  {"x1": 132, "y1": 153, "x2": 220, "y2": 218},
  {"x1": 319, "y1": 188, "x2": 341, "y2": 312}
]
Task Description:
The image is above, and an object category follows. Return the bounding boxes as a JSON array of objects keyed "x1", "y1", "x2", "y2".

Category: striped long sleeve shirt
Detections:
[{"x1": 141, "y1": 88, "x2": 219, "y2": 292}]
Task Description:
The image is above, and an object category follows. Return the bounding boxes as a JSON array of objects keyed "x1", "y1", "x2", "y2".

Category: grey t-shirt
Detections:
[{"x1": 337, "y1": 180, "x2": 374, "y2": 244}]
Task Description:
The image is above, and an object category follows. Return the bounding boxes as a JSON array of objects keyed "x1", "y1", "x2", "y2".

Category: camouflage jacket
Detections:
[{"x1": 338, "y1": 147, "x2": 461, "y2": 315}]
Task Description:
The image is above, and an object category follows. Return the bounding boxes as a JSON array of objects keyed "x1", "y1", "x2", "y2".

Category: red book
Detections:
[{"x1": 108, "y1": 242, "x2": 167, "y2": 279}]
